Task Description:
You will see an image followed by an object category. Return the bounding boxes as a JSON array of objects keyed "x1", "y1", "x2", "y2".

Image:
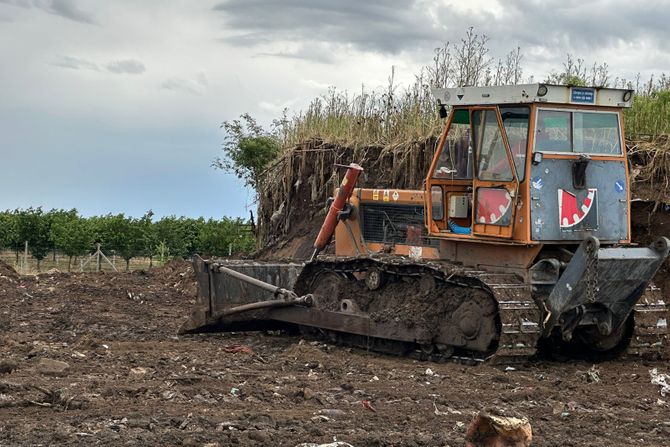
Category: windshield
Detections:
[
  {"x1": 500, "y1": 106, "x2": 530, "y2": 180},
  {"x1": 472, "y1": 109, "x2": 513, "y2": 182},
  {"x1": 535, "y1": 109, "x2": 621, "y2": 155},
  {"x1": 432, "y1": 109, "x2": 473, "y2": 179}
]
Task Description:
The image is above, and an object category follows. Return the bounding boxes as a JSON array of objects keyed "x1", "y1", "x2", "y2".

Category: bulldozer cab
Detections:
[{"x1": 426, "y1": 84, "x2": 634, "y2": 245}]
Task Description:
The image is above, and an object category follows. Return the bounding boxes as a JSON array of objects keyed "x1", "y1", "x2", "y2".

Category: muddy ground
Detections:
[{"x1": 1, "y1": 261, "x2": 669, "y2": 447}]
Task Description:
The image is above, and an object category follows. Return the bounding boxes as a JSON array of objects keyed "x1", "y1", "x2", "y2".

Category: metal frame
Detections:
[{"x1": 432, "y1": 84, "x2": 634, "y2": 108}]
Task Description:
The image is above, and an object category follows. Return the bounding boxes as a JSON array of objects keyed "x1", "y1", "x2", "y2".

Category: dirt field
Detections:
[{"x1": 1, "y1": 261, "x2": 670, "y2": 447}]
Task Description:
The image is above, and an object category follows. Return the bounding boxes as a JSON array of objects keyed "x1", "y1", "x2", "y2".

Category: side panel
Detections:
[{"x1": 529, "y1": 158, "x2": 628, "y2": 241}]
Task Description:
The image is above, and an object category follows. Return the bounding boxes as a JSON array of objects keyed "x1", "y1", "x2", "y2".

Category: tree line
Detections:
[{"x1": 0, "y1": 208, "x2": 255, "y2": 271}]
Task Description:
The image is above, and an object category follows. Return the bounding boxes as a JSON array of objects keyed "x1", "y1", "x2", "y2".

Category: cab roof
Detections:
[{"x1": 432, "y1": 84, "x2": 634, "y2": 108}]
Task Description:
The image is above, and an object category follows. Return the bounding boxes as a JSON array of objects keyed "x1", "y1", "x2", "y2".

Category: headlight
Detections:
[{"x1": 537, "y1": 84, "x2": 548, "y2": 97}]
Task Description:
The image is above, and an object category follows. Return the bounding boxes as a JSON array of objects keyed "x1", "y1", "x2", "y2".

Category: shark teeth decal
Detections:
[
  {"x1": 477, "y1": 189, "x2": 512, "y2": 224},
  {"x1": 558, "y1": 188, "x2": 596, "y2": 228}
]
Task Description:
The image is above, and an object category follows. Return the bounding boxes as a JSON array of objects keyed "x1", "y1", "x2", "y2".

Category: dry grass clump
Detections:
[
  {"x1": 252, "y1": 34, "x2": 670, "y2": 249},
  {"x1": 628, "y1": 135, "x2": 670, "y2": 201}
]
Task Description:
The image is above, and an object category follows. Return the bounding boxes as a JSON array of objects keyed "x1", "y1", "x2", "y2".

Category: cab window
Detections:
[
  {"x1": 573, "y1": 112, "x2": 621, "y2": 154},
  {"x1": 500, "y1": 106, "x2": 529, "y2": 180},
  {"x1": 472, "y1": 109, "x2": 513, "y2": 181},
  {"x1": 536, "y1": 110, "x2": 571, "y2": 152},
  {"x1": 535, "y1": 109, "x2": 622, "y2": 155},
  {"x1": 432, "y1": 109, "x2": 473, "y2": 179}
]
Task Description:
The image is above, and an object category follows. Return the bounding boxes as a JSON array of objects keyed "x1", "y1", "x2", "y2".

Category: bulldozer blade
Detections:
[
  {"x1": 544, "y1": 236, "x2": 670, "y2": 338},
  {"x1": 179, "y1": 256, "x2": 303, "y2": 334}
]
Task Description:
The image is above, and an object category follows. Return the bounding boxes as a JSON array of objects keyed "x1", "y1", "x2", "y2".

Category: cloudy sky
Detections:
[{"x1": 1, "y1": 0, "x2": 668, "y2": 219}]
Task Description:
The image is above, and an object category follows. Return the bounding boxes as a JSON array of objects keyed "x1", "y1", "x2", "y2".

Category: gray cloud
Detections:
[
  {"x1": 255, "y1": 43, "x2": 337, "y2": 64},
  {"x1": 106, "y1": 59, "x2": 146, "y2": 74},
  {"x1": 0, "y1": 0, "x2": 96, "y2": 24},
  {"x1": 213, "y1": 0, "x2": 670, "y2": 67},
  {"x1": 429, "y1": 1, "x2": 670, "y2": 56},
  {"x1": 213, "y1": 0, "x2": 437, "y2": 56},
  {"x1": 52, "y1": 56, "x2": 146, "y2": 75},
  {"x1": 161, "y1": 73, "x2": 208, "y2": 95},
  {"x1": 52, "y1": 55, "x2": 99, "y2": 71}
]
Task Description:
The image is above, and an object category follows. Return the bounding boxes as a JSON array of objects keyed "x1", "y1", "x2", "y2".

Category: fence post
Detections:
[
  {"x1": 23, "y1": 241, "x2": 28, "y2": 275},
  {"x1": 96, "y1": 243, "x2": 101, "y2": 272}
]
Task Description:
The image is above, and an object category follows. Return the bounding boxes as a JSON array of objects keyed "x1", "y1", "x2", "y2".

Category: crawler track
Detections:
[
  {"x1": 293, "y1": 256, "x2": 666, "y2": 362},
  {"x1": 294, "y1": 256, "x2": 542, "y2": 363}
]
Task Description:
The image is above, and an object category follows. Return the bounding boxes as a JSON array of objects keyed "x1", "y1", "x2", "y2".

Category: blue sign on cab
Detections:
[{"x1": 571, "y1": 88, "x2": 595, "y2": 104}]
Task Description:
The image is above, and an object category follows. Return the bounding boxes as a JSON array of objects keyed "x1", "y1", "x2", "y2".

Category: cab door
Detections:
[{"x1": 470, "y1": 108, "x2": 519, "y2": 238}]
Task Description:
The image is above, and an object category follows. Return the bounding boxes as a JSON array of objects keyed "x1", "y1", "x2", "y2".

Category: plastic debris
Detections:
[
  {"x1": 130, "y1": 367, "x2": 149, "y2": 376},
  {"x1": 577, "y1": 365, "x2": 601, "y2": 383},
  {"x1": 361, "y1": 400, "x2": 376, "y2": 412},
  {"x1": 222, "y1": 344, "x2": 253, "y2": 354},
  {"x1": 650, "y1": 368, "x2": 670, "y2": 396},
  {"x1": 230, "y1": 387, "x2": 240, "y2": 396},
  {"x1": 433, "y1": 402, "x2": 462, "y2": 416},
  {"x1": 317, "y1": 409, "x2": 346, "y2": 418},
  {"x1": 295, "y1": 442, "x2": 354, "y2": 447}
]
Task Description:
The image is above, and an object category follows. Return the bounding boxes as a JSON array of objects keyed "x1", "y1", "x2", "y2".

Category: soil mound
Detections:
[
  {"x1": 256, "y1": 138, "x2": 436, "y2": 259},
  {"x1": 0, "y1": 260, "x2": 19, "y2": 280},
  {"x1": 256, "y1": 137, "x2": 670, "y2": 260}
]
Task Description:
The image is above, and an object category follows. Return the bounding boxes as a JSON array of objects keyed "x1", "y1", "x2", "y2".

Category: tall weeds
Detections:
[{"x1": 259, "y1": 29, "x2": 670, "y2": 209}]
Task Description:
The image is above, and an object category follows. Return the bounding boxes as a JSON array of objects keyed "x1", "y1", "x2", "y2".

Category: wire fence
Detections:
[{"x1": 0, "y1": 247, "x2": 165, "y2": 275}]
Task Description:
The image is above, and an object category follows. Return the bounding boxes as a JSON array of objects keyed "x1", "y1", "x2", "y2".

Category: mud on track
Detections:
[{"x1": 1, "y1": 261, "x2": 669, "y2": 446}]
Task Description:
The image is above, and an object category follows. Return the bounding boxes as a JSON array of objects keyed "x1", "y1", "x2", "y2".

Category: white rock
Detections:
[{"x1": 37, "y1": 358, "x2": 70, "y2": 376}]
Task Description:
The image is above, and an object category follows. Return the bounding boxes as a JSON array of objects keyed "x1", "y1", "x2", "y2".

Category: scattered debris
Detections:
[
  {"x1": 36, "y1": 358, "x2": 70, "y2": 376},
  {"x1": 296, "y1": 442, "x2": 354, "y2": 447},
  {"x1": 577, "y1": 365, "x2": 601, "y2": 383},
  {"x1": 130, "y1": 367, "x2": 150, "y2": 377},
  {"x1": 222, "y1": 344, "x2": 254, "y2": 354},
  {"x1": 27, "y1": 385, "x2": 85, "y2": 410},
  {"x1": 318, "y1": 409, "x2": 346, "y2": 418},
  {"x1": 361, "y1": 400, "x2": 376, "y2": 412},
  {"x1": 311, "y1": 415, "x2": 330, "y2": 423},
  {"x1": 0, "y1": 361, "x2": 18, "y2": 374},
  {"x1": 465, "y1": 411, "x2": 532, "y2": 447},
  {"x1": 433, "y1": 402, "x2": 462, "y2": 416},
  {"x1": 178, "y1": 413, "x2": 193, "y2": 430},
  {"x1": 650, "y1": 369, "x2": 670, "y2": 396}
]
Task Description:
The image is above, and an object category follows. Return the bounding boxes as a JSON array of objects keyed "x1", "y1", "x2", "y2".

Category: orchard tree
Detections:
[
  {"x1": 15, "y1": 207, "x2": 52, "y2": 271},
  {"x1": 155, "y1": 216, "x2": 189, "y2": 260},
  {"x1": 155, "y1": 216, "x2": 202, "y2": 259},
  {"x1": 139, "y1": 211, "x2": 159, "y2": 267},
  {"x1": 196, "y1": 218, "x2": 230, "y2": 256},
  {"x1": 50, "y1": 209, "x2": 94, "y2": 271},
  {"x1": 214, "y1": 113, "x2": 281, "y2": 189},
  {"x1": 196, "y1": 217, "x2": 255, "y2": 257},
  {"x1": 98, "y1": 214, "x2": 144, "y2": 271},
  {"x1": 0, "y1": 211, "x2": 19, "y2": 254}
]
